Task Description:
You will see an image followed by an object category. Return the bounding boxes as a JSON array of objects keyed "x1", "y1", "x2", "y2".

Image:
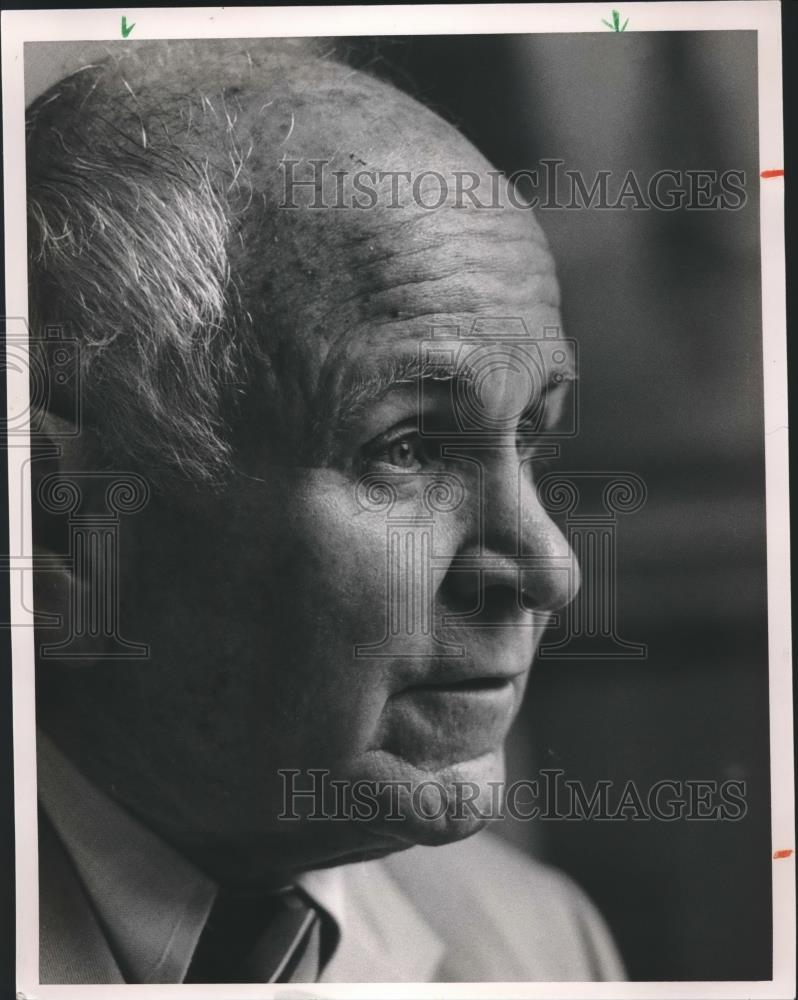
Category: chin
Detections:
[{"x1": 346, "y1": 745, "x2": 509, "y2": 849}]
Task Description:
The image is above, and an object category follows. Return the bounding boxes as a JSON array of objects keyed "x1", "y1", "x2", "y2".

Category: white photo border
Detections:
[{"x1": 2, "y1": 4, "x2": 792, "y2": 998}]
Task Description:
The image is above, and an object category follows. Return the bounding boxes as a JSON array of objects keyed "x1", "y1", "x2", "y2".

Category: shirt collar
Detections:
[
  {"x1": 36, "y1": 731, "x2": 346, "y2": 983},
  {"x1": 314, "y1": 852, "x2": 445, "y2": 982}
]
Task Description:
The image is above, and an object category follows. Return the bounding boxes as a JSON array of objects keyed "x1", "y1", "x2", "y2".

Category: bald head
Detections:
[{"x1": 27, "y1": 40, "x2": 557, "y2": 485}]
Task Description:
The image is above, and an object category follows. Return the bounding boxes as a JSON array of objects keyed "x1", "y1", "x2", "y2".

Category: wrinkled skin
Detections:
[{"x1": 35, "y1": 44, "x2": 579, "y2": 888}]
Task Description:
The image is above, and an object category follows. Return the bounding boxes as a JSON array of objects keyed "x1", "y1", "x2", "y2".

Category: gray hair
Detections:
[{"x1": 26, "y1": 43, "x2": 322, "y2": 488}]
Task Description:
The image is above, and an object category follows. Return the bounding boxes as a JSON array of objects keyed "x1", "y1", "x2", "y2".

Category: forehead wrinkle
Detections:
[
  {"x1": 304, "y1": 219, "x2": 560, "y2": 360},
  {"x1": 335, "y1": 201, "x2": 550, "y2": 258},
  {"x1": 336, "y1": 227, "x2": 545, "y2": 285},
  {"x1": 318, "y1": 271, "x2": 561, "y2": 355}
]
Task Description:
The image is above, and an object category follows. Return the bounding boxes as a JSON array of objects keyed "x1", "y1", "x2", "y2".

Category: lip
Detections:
[
  {"x1": 403, "y1": 674, "x2": 521, "y2": 695},
  {"x1": 397, "y1": 657, "x2": 530, "y2": 692},
  {"x1": 385, "y1": 677, "x2": 520, "y2": 765}
]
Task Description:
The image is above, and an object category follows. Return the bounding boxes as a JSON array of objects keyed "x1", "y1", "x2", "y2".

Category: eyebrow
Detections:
[
  {"x1": 317, "y1": 348, "x2": 576, "y2": 433},
  {"x1": 325, "y1": 355, "x2": 476, "y2": 428}
]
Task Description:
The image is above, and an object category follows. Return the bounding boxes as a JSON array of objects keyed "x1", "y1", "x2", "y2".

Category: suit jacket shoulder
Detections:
[
  {"x1": 39, "y1": 810, "x2": 125, "y2": 984},
  {"x1": 379, "y1": 829, "x2": 626, "y2": 982}
]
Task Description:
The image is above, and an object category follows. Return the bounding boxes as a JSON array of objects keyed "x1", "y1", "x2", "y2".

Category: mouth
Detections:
[
  {"x1": 384, "y1": 671, "x2": 521, "y2": 767},
  {"x1": 405, "y1": 675, "x2": 516, "y2": 695},
  {"x1": 399, "y1": 656, "x2": 529, "y2": 692}
]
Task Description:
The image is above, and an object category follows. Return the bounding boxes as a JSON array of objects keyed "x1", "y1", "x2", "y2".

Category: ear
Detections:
[
  {"x1": 31, "y1": 411, "x2": 150, "y2": 666},
  {"x1": 30, "y1": 411, "x2": 95, "y2": 659},
  {"x1": 31, "y1": 409, "x2": 83, "y2": 552}
]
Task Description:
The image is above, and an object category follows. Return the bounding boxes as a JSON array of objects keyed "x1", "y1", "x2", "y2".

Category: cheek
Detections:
[
  {"x1": 270, "y1": 487, "x2": 396, "y2": 651},
  {"x1": 271, "y1": 479, "x2": 466, "y2": 655},
  {"x1": 218, "y1": 476, "x2": 409, "y2": 757}
]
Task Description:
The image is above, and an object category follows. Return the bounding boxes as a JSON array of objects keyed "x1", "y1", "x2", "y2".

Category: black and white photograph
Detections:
[{"x1": 2, "y1": 4, "x2": 793, "y2": 997}]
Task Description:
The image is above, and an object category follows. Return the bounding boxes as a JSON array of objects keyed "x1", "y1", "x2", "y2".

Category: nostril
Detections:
[
  {"x1": 440, "y1": 566, "x2": 528, "y2": 623},
  {"x1": 439, "y1": 568, "x2": 482, "y2": 616},
  {"x1": 480, "y1": 583, "x2": 519, "y2": 620}
]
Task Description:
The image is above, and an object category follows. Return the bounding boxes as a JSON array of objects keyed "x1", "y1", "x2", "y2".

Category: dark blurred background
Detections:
[
  {"x1": 23, "y1": 31, "x2": 771, "y2": 982},
  {"x1": 339, "y1": 32, "x2": 771, "y2": 982}
]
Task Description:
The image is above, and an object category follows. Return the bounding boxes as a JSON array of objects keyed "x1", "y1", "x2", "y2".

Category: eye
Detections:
[
  {"x1": 386, "y1": 437, "x2": 421, "y2": 469},
  {"x1": 361, "y1": 430, "x2": 430, "y2": 473}
]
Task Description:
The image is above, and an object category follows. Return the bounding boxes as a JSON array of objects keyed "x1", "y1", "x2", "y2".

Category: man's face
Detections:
[
  {"x1": 41, "y1": 96, "x2": 579, "y2": 880},
  {"x1": 93, "y1": 182, "x2": 580, "y2": 880}
]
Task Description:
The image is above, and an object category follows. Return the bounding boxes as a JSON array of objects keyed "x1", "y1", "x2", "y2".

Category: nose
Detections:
[{"x1": 441, "y1": 452, "x2": 580, "y2": 621}]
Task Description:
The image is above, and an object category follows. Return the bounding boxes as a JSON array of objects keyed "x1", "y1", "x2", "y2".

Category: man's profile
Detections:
[{"x1": 26, "y1": 38, "x2": 624, "y2": 984}]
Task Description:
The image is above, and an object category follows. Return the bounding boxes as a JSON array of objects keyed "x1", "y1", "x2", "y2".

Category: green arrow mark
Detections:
[{"x1": 602, "y1": 10, "x2": 629, "y2": 31}]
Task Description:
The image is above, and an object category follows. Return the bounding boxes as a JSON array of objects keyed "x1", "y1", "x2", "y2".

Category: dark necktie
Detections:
[{"x1": 184, "y1": 886, "x2": 321, "y2": 984}]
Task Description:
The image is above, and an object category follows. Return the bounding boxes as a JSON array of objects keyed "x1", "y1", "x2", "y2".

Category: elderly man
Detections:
[{"x1": 27, "y1": 40, "x2": 624, "y2": 984}]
